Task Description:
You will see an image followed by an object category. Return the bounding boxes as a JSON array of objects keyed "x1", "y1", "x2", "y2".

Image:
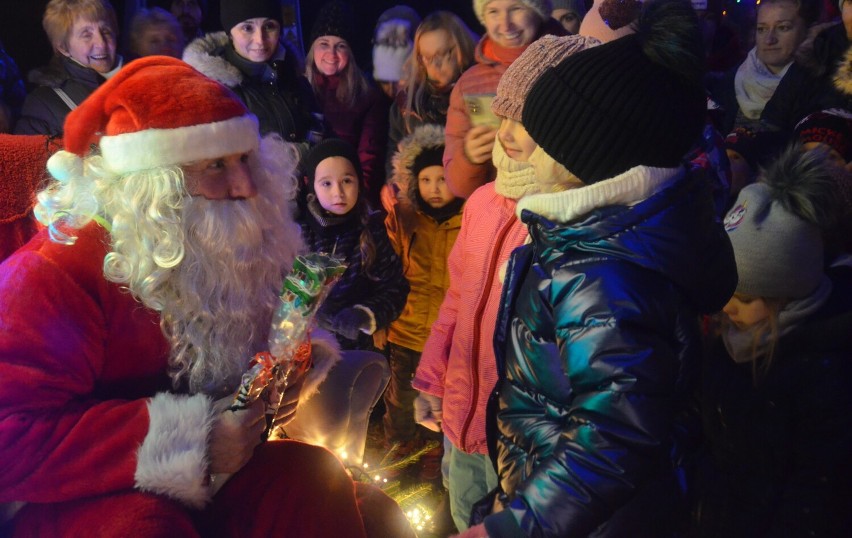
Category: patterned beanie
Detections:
[
  {"x1": 522, "y1": 0, "x2": 705, "y2": 184},
  {"x1": 794, "y1": 109, "x2": 852, "y2": 163},
  {"x1": 473, "y1": 0, "x2": 553, "y2": 25},
  {"x1": 492, "y1": 34, "x2": 601, "y2": 121},
  {"x1": 309, "y1": 1, "x2": 356, "y2": 48},
  {"x1": 723, "y1": 145, "x2": 835, "y2": 299},
  {"x1": 220, "y1": 0, "x2": 281, "y2": 32}
]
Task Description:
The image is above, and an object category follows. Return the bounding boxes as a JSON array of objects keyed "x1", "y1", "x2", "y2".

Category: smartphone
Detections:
[{"x1": 464, "y1": 93, "x2": 500, "y2": 129}]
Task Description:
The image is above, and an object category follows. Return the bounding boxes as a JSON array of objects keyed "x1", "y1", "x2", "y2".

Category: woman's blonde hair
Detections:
[
  {"x1": 43, "y1": 0, "x2": 118, "y2": 53},
  {"x1": 305, "y1": 38, "x2": 370, "y2": 108},
  {"x1": 402, "y1": 11, "x2": 477, "y2": 132}
]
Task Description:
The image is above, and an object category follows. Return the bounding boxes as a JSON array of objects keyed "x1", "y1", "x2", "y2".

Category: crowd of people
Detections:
[{"x1": 1, "y1": 0, "x2": 851, "y2": 537}]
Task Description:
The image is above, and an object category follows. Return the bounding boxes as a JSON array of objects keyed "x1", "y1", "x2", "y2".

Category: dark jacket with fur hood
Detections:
[
  {"x1": 183, "y1": 32, "x2": 320, "y2": 145},
  {"x1": 15, "y1": 55, "x2": 107, "y2": 136}
]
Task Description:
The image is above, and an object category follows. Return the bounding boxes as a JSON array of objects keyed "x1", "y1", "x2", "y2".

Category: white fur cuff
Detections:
[{"x1": 135, "y1": 392, "x2": 214, "y2": 509}]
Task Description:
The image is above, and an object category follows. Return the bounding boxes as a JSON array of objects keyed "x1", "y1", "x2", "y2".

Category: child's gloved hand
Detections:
[
  {"x1": 414, "y1": 392, "x2": 442, "y2": 432},
  {"x1": 331, "y1": 307, "x2": 371, "y2": 340}
]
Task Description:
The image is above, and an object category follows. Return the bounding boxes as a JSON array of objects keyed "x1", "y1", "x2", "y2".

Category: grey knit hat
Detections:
[
  {"x1": 723, "y1": 145, "x2": 837, "y2": 299},
  {"x1": 492, "y1": 34, "x2": 600, "y2": 121},
  {"x1": 473, "y1": 0, "x2": 553, "y2": 25}
]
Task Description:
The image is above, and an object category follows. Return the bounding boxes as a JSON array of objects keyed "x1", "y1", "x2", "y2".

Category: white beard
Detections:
[{"x1": 102, "y1": 138, "x2": 303, "y2": 395}]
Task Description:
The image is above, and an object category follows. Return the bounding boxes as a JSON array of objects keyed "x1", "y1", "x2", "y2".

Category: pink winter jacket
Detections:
[{"x1": 412, "y1": 183, "x2": 528, "y2": 454}]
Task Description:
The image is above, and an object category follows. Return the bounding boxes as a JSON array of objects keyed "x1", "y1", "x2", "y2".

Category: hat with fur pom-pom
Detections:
[
  {"x1": 47, "y1": 56, "x2": 258, "y2": 178},
  {"x1": 723, "y1": 144, "x2": 838, "y2": 299}
]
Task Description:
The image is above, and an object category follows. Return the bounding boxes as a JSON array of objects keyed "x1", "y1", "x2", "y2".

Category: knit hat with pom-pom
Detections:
[
  {"x1": 522, "y1": 0, "x2": 705, "y2": 184},
  {"x1": 491, "y1": 34, "x2": 600, "y2": 122},
  {"x1": 372, "y1": 5, "x2": 421, "y2": 83},
  {"x1": 723, "y1": 144, "x2": 838, "y2": 299},
  {"x1": 473, "y1": 0, "x2": 552, "y2": 25},
  {"x1": 47, "y1": 56, "x2": 258, "y2": 180}
]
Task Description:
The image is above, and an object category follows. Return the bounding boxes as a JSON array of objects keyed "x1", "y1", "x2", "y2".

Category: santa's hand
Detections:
[
  {"x1": 414, "y1": 392, "x2": 442, "y2": 432},
  {"x1": 209, "y1": 397, "x2": 266, "y2": 474},
  {"x1": 271, "y1": 368, "x2": 307, "y2": 430}
]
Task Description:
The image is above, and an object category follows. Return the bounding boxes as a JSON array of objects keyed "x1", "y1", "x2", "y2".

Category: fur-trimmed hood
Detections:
[
  {"x1": 183, "y1": 32, "x2": 245, "y2": 88},
  {"x1": 834, "y1": 41, "x2": 852, "y2": 97},
  {"x1": 391, "y1": 124, "x2": 446, "y2": 212}
]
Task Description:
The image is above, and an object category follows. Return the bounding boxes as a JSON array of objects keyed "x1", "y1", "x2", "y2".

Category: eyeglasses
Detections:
[{"x1": 419, "y1": 47, "x2": 455, "y2": 67}]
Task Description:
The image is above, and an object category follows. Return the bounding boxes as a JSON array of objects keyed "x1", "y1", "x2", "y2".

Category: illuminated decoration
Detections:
[{"x1": 344, "y1": 440, "x2": 443, "y2": 534}]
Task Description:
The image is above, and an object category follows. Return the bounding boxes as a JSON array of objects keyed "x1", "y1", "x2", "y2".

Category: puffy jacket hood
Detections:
[
  {"x1": 392, "y1": 123, "x2": 446, "y2": 212},
  {"x1": 183, "y1": 32, "x2": 245, "y2": 88},
  {"x1": 522, "y1": 168, "x2": 737, "y2": 314}
]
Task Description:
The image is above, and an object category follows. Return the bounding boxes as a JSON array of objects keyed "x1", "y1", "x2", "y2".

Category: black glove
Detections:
[{"x1": 331, "y1": 307, "x2": 371, "y2": 340}]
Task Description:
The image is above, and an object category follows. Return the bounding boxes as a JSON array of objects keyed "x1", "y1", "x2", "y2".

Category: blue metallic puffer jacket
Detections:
[{"x1": 484, "y1": 169, "x2": 737, "y2": 537}]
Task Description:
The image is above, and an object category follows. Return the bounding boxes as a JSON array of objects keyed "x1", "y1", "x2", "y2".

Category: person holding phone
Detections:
[{"x1": 443, "y1": 0, "x2": 566, "y2": 199}]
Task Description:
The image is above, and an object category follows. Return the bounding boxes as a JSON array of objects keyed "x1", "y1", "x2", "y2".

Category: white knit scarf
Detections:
[
  {"x1": 734, "y1": 47, "x2": 792, "y2": 120},
  {"x1": 492, "y1": 139, "x2": 539, "y2": 200}
]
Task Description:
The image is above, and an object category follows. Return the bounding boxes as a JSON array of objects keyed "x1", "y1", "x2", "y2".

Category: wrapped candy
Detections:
[{"x1": 230, "y1": 253, "x2": 347, "y2": 422}]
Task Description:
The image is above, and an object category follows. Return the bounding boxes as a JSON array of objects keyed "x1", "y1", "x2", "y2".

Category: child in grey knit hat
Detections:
[{"x1": 695, "y1": 143, "x2": 852, "y2": 536}]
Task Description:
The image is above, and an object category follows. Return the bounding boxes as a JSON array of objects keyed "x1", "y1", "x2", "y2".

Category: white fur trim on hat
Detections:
[
  {"x1": 100, "y1": 115, "x2": 260, "y2": 174},
  {"x1": 135, "y1": 392, "x2": 215, "y2": 509}
]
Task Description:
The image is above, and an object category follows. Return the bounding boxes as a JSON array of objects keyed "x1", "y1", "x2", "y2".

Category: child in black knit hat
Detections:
[
  {"x1": 462, "y1": 1, "x2": 738, "y2": 536},
  {"x1": 297, "y1": 138, "x2": 409, "y2": 351}
]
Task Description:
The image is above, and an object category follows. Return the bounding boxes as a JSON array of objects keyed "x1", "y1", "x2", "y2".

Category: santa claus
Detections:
[{"x1": 0, "y1": 56, "x2": 411, "y2": 537}]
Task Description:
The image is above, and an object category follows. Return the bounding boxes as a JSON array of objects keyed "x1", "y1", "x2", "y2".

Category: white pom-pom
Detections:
[{"x1": 47, "y1": 150, "x2": 83, "y2": 182}]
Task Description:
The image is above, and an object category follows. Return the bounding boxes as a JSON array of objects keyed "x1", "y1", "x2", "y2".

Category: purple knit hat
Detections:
[{"x1": 491, "y1": 34, "x2": 601, "y2": 121}]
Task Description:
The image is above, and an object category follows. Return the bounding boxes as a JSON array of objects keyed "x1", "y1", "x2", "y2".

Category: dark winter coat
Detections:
[
  {"x1": 693, "y1": 269, "x2": 852, "y2": 537},
  {"x1": 298, "y1": 202, "x2": 408, "y2": 350},
  {"x1": 15, "y1": 55, "x2": 107, "y2": 136},
  {"x1": 762, "y1": 22, "x2": 852, "y2": 132},
  {"x1": 183, "y1": 32, "x2": 321, "y2": 146},
  {"x1": 483, "y1": 168, "x2": 737, "y2": 537},
  {"x1": 312, "y1": 73, "x2": 389, "y2": 208}
]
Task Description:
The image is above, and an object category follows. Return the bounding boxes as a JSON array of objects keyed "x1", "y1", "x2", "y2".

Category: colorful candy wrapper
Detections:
[{"x1": 230, "y1": 253, "x2": 347, "y2": 425}]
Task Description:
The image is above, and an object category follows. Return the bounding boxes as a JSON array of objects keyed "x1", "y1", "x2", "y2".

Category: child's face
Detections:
[
  {"x1": 418, "y1": 29, "x2": 459, "y2": 91},
  {"x1": 313, "y1": 156, "x2": 359, "y2": 215},
  {"x1": 497, "y1": 118, "x2": 537, "y2": 162},
  {"x1": 418, "y1": 165, "x2": 455, "y2": 209},
  {"x1": 722, "y1": 293, "x2": 770, "y2": 330}
]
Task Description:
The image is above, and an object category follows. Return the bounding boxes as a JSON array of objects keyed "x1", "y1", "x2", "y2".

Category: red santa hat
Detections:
[{"x1": 47, "y1": 56, "x2": 259, "y2": 178}]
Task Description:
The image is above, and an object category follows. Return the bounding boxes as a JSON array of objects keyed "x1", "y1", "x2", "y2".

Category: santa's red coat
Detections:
[{"x1": 0, "y1": 223, "x2": 411, "y2": 537}]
